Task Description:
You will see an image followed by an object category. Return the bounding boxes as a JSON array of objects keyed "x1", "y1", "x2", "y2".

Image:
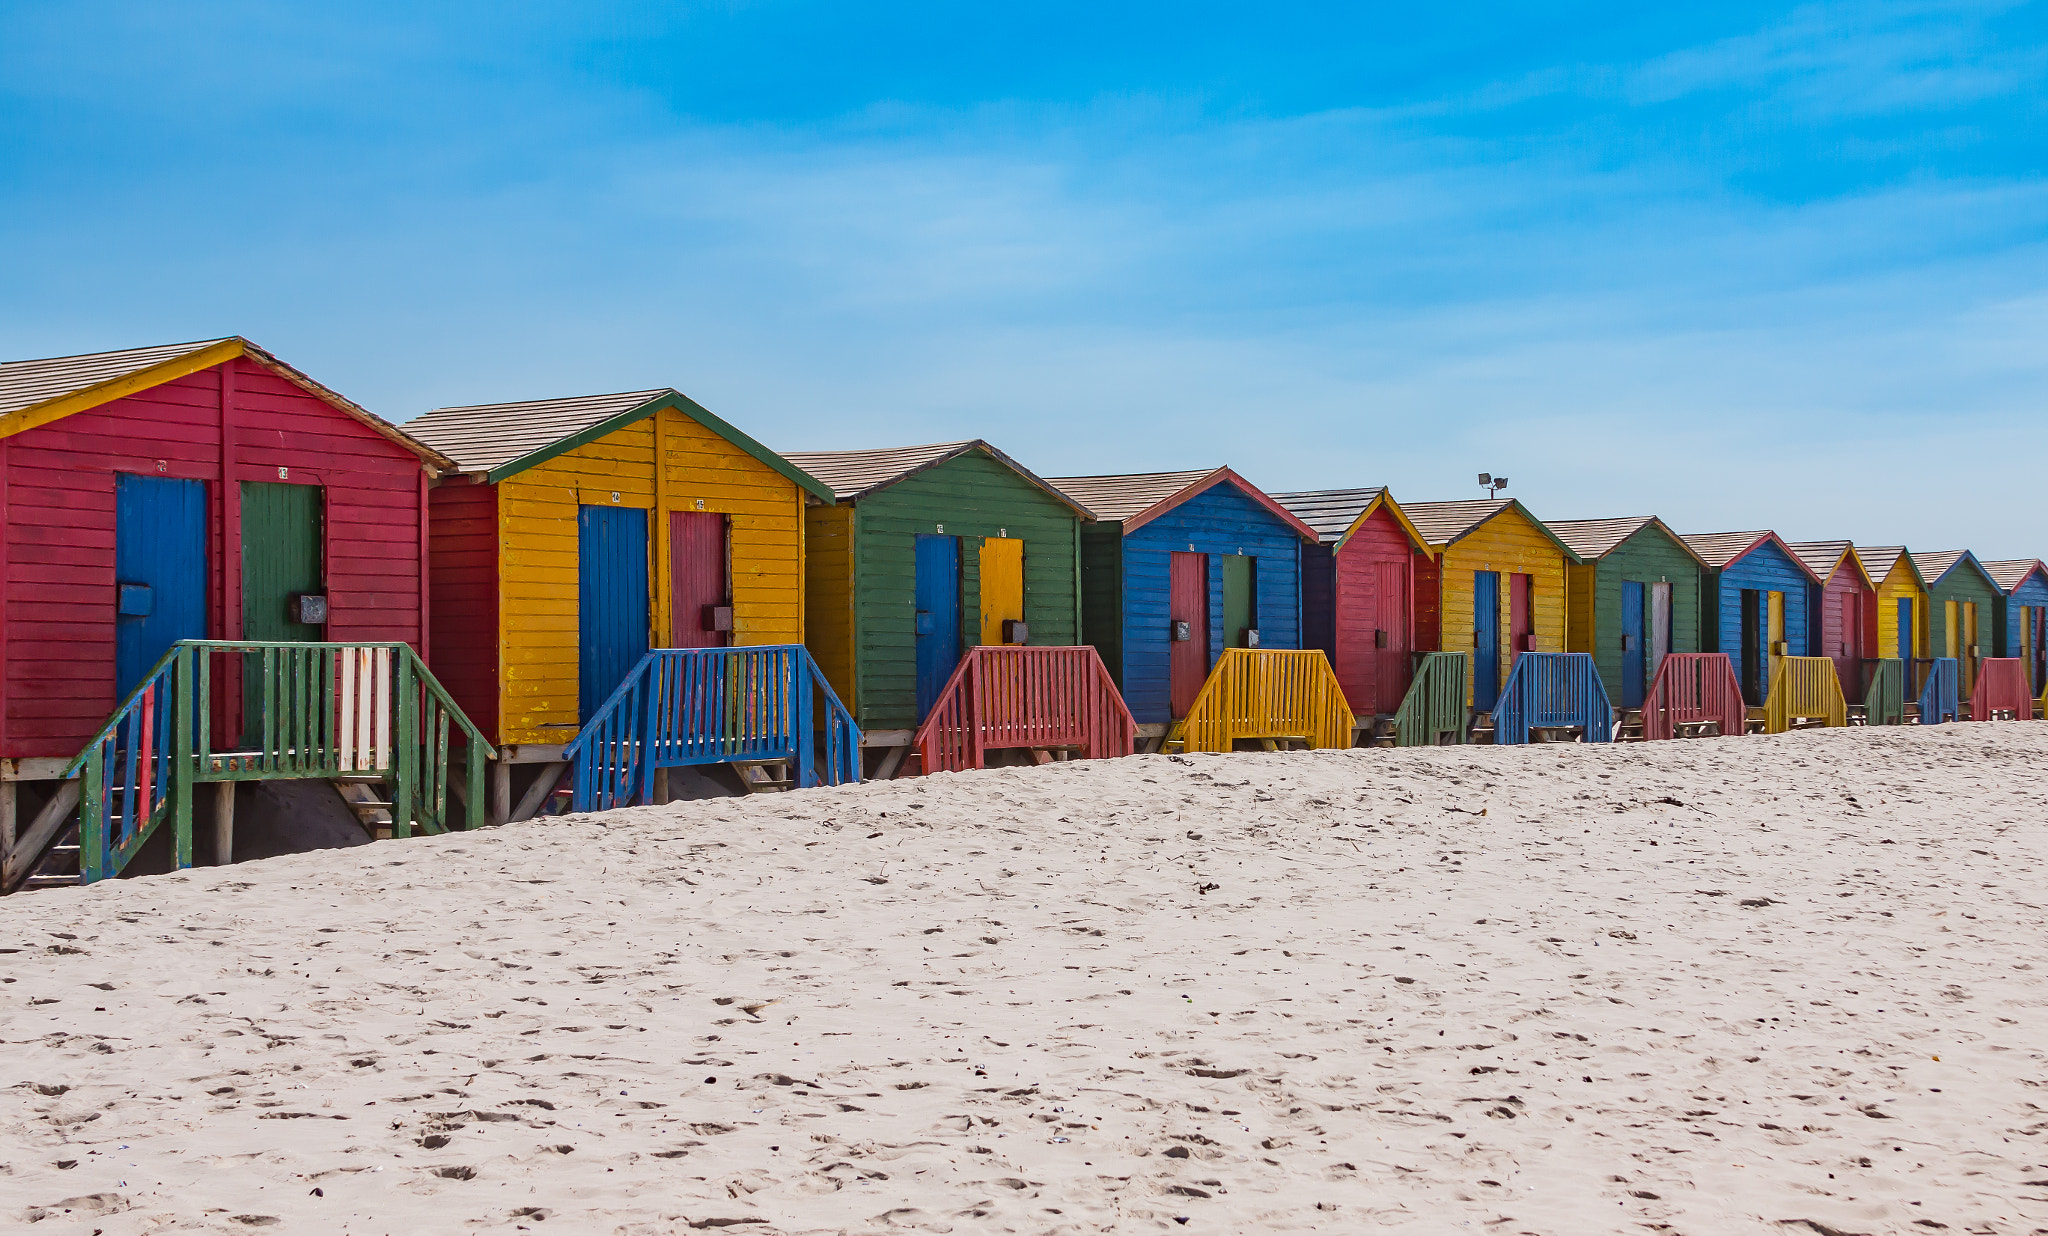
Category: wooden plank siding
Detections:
[
  {"x1": 1701, "y1": 542, "x2": 1812, "y2": 666},
  {"x1": 1330, "y1": 507, "x2": 1428, "y2": 716},
  {"x1": 845, "y1": 452, "x2": 1082, "y2": 731},
  {"x1": 1434, "y1": 508, "x2": 1569, "y2": 707},
  {"x1": 427, "y1": 479, "x2": 499, "y2": 740},
  {"x1": 479, "y1": 405, "x2": 808, "y2": 746},
  {"x1": 3, "y1": 356, "x2": 430, "y2": 758},
  {"x1": 1924, "y1": 560, "x2": 2001, "y2": 693},
  {"x1": 1872, "y1": 561, "x2": 1926, "y2": 661},
  {"x1": 1078, "y1": 524, "x2": 1126, "y2": 685},
  {"x1": 1567, "y1": 526, "x2": 1705, "y2": 703},
  {"x1": 1114, "y1": 482, "x2": 1305, "y2": 726}
]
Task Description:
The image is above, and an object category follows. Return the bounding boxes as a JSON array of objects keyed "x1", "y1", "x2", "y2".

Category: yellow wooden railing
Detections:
[
  {"x1": 1763, "y1": 655, "x2": 1846, "y2": 734},
  {"x1": 1175, "y1": 648, "x2": 1355, "y2": 752}
]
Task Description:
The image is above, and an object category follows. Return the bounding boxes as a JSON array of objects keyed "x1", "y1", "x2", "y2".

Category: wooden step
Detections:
[
  {"x1": 329, "y1": 779, "x2": 394, "y2": 832},
  {"x1": 735, "y1": 761, "x2": 794, "y2": 794}
]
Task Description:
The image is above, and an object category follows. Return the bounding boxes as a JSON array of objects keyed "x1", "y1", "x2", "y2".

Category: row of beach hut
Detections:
[{"x1": 0, "y1": 337, "x2": 2042, "y2": 888}]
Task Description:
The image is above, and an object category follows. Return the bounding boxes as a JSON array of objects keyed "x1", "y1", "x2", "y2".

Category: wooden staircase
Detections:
[
  {"x1": 735, "y1": 759, "x2": 795, "y2": 794},
  {"x1": 1364, "y1": 716, "x2": 1398, "y2": 749},
  {"x1": 331, "y1": 774, "x2": 396, "y2": 838},
  {"x1": 1613, "y1": 708, "x2": 1646, "y2": 742},
  {"x1": 1467, "y1": 710, "x2": 1497, "y2": 743}
]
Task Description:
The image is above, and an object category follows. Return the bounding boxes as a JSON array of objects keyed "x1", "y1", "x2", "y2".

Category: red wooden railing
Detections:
[
  {"x1": 1642, "y1": 653, "x2": 1746, "y2": 741},
  {"x1": 1969, "y1": 657, "x2": 2032, "y2": 722},
  {"x1": 912, "y1": 646, "x2": 1136, "y2": 774}
]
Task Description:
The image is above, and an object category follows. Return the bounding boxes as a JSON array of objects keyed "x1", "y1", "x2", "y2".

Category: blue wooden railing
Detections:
[
  {"x1": 562, "y1": 645, "x2": 860, "y2": 813},
  {"x1": 1917, "y1": 656, "x2": 1960, "y2": 724},
  {"x1": 1492, "y1": 652, "x2": 1613, "y2": 744}
]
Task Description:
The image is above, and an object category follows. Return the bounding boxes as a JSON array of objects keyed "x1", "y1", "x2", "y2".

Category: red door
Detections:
[
  {"x1": 1831, "y1": 587, "x2": 1862, "y2": 696},
  {"x1": 1170, "y1": 551, "x2": 1209, "y2": 718},
  {"x1": 669, "y1": 511, "x2": 729, "y2": 648},
  {"x1": 1374, "y1": 559, "x2": 1410, "y2": 714},
  {"x1": 1509, "y1": 573, "x2": 1533, "y2": 661}
]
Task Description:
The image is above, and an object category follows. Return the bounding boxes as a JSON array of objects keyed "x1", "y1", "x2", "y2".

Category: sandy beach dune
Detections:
[{"x1": 5, "y1": 725, "x2": 2047, "y2": 1234}]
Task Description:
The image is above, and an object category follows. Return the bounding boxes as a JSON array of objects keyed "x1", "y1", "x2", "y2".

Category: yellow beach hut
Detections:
[
  {"x1": 1401, "y1": 499, "x2": 1582, "y2": 716},
  {"x1": 1854, "y1": 546, "x2": 1928, "y2": 665},
  {"x1": 407, "y1": 388, "x2": 836, "y2": 818}
]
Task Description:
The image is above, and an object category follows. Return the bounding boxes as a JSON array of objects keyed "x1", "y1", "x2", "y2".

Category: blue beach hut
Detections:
[
  {"x1": 1680, "y1": 531, "x2": 1824, "y2": 706},
  {"x1": 1050, "y1": 467, "x2": 1321, "y2": 730},
  {"x1": 1983, "y1": 559, "x2": 2048, "y2": 695}
]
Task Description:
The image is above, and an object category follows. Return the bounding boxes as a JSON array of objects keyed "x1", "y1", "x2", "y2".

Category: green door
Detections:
[
  {"x1": 1221, "y1": 554, "x2": 1256, "y2": 647},
  {"x1": 240, "y1": 482, "x2": 325, "y2": 744}
]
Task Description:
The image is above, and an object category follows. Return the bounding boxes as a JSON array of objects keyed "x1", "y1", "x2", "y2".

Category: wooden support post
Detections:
[
  {"x1": 0, "y1": 780, "x2": 13, "y2": 856},
  {"x1": 490, "y1": 754, "x2": 512, "y2": 826},
  {"x1": 652, "y1": 767, "x2": 670, "y2": 805},
  {"x1": 213, "y1": 781, "x2": 235, "y2": 866},
  {"x1": 173, "y1": 647, "x2": 194, "y2": 870},
  {"x1": 874, "y1": 743, "x2": 908, "y2": 780},
  {"x1": 509, "y1": 761, "x2": 568, "y2": 823}
]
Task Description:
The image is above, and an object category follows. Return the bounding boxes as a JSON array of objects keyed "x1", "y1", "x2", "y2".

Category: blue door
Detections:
[
  {"x1": 1620, "y1": 580, "x2": 1646, "y2": 708},
  {"x1": 914, "y1": 534, "x2": 961, "y2": 720},
  {"x1": 1897, "y1": 597, "x2": 1913, "y2": 661},
  {"x1": 579, "y1": 505, "x2": 649, "y2": 722},
  {"x1": 114, "y1": 474, "x2": 208, "y2": 699},
  {"x1": 1472, "y1": 570, "x2": 1500, "y2": 710}
]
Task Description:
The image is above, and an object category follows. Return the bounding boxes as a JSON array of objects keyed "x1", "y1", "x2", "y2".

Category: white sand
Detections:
[{"x1": 5, "y1": 726, "x2": 2047, "y2": 1234}]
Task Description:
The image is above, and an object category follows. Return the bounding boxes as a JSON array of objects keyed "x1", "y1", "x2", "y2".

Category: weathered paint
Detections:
[
  {"x1": 577, "y1": 504, "x2": 649, "y2": 722},
  {"x1": 113, "y1": 474, "x2": 209, "y2": 698},
  {"x1": 1085, "y1": 479, "x2": 1308, "y2": 726},
  {"x1": 1558, "y1": 523, "x2": 1705, "y2": 710},
  {"x1": 668, "y1": 510, "x2": 729, "y2": 648},
  {"x1": 3, "y1": 352, "x2": 432, "y2": 758},
  {"x1": 464, "y1": 404, "x2": 809, "y2": 745},
  {"x1": 810, "y1": 450, "x2": 1082, "y2": 731},
  {"x1": 913, "y1": 533, "x2": 963, "y2": 720},
  {"x1": 1429, "y1": 507, "x2": 1571, "y2": 708}
]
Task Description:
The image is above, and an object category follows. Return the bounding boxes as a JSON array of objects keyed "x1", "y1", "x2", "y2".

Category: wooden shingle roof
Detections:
[
  {"x1": 1982, "y1": 559, "x2": 2048, "y2": 593},
  {"x1": 408, "y1": 389, "x2": 662, "y2": 472},
  {"x1": 782, "y1": 440, "x2": 1091, "y2": 515},
  {"x1": 1268, "y1": 487, "x2": 1386, "y2": 544},
  {"x1": 1046, "y1": 467, "x2": 1318, "y2": 540},
  {"x1": 0, "y1": 336, "x2": 452, "y2": 470},
  {"x1": 1680, "y1": 530, "x2": 1823, "y2": 583},
  {"x1": 1545, "y1": 516, "x2": 1653, "y2": 561},
  {"x1": 1398, "y1": 498, "x2": 1582, "y2": 562},
  {"x1": 410, "y1": 388, "x2": 835, "y2": 500},
  {"x1": 1910, "y1": 550, "x2": 1967, "y2": 584},
  {"x1": 1785, "y1": 539, "x2": 1856, "y2": 582},
  {"x1": 1854, "y1": 545, "x2": 1918, "y2": 586}
]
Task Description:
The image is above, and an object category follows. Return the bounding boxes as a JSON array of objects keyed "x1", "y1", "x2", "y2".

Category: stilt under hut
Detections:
[
  {"x1": 1983, "y1": 559, "x2": 2048, "y2": 707},
  {"x1": 1679, "y1": 531, "x2": 1822, "y2": 713},
  {"x1": 1267, "y1": 487, "x2": 1433, "y2": 735},
  {"x1": 407, "y1": 388, "x2": 846, "y2": 817},
  {"x1": 0, "y1": 337, "x2": 485, "y2": 893},
  {"x1": 781, "y1": 441, "x2": 1093, "y2": 777},
  {"x1": 1049, "y1": 468, "x2": 1324, "y2": 751},
  {"x1": 1909, "y1": 551, "x2": 2003, "y2": 705},
  {"x1": 1787, "y1": 540, "x2": 1880, "y2": 706},
  {"x1": 1401, "y1": 499, "x2": 1582, "y2": 738},
  {"x1": 1545, "y1": 517, "x2": 1709, "y2": 726}
]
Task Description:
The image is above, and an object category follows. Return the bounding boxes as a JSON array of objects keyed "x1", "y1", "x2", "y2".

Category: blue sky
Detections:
[{"x1": 3, "y1": 2, "x2": 2045, "y2": 550}]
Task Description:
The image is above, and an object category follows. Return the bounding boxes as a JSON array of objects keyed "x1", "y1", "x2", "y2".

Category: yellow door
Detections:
[
  {"x1": 1767, "y1": 591, "x2": 1785, "y2": 684},
  {"x1": 1944, "y1": 600, "x2": 1959, "y2": 658},
  {"x1": 1964, "y1": 601, "x2": 1979, "y2": 691},
  {"x1": 978, "y1": 537, "x2": 1025, "y2": 646}
]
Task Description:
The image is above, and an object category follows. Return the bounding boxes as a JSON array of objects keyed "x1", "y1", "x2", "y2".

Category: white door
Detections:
[{"x1": 1649, "y1": 582, "x2": 1672, "y2": 683}]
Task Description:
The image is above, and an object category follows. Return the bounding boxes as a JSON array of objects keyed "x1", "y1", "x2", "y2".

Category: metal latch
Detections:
[{"x1": 294, "y1": 593, "x2": 328, "y2": 624}]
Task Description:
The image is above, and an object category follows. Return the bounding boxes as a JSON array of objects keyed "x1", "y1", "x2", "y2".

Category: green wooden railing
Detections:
[
  {"x1": 1864, "y1": 658, "x2": 1906, "y2": 726},
  {"x1": 1394, "y1": 652, "x2": 1469, "y2": 746},
  {"x1": 61, "y1": 641, "x2": 491, "y2": 884}
]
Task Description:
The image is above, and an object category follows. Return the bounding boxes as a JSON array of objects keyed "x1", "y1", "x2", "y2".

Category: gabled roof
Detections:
[
  {"x1": 1854, "y1": 545, "x2": 1923, "y2": 589},
  {"x1": 1546, "y1": 516, "x2": 1710, "y2": 568},
  {"x1": 1911, "y1": 549, "x2": 2000, "y2": 592},
  {"x1": 1981, "y1": 558, "x2": 2048, "y2": 595},
  {"x1": 781, "y1": 440, "x2": 1092, "y2": 516},
  {"x1": 1047, "y1": 467, "x2": 1318, "y2": 541},
  {"x1": 0, "y1": 337, "x2": 453, "y2": 470},
  {"x1": 1400, "y1": 498, "x2": 1584, "y2": 563},
  {"x1": 1785, "y1": 540, "x2": 1874, "y2": 589},
  {"x1": 1269, "y1": 487, "x2": 1428, "y2": 553},
  {"x1": 407, "y1": 388, "x2": 833, "y2": 501},
  {"x1": 1678, "y1": 530, "x2": 1823, "y2": 584}
]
